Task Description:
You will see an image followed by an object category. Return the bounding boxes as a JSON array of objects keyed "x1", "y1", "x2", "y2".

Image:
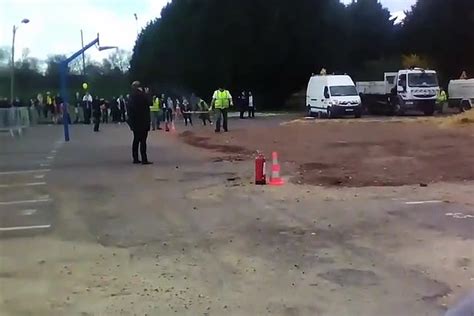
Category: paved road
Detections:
[
  {"x1": 0, "y1": 122, "x2": 472, "y2": 315},
  {"x1": 0, "y1": 127, "x2": 63, "y2": 236}
]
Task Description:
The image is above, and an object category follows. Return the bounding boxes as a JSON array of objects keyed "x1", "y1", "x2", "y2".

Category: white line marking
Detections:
[
  {"x1": 34, "y1": 174, "x2": 45, "y2": 179},
  {"x1": 0, "y1": 169, "x2": 50, "y2": 176},
  {"x1": 51, "y1": 150, "x2": 57, "y2": 154},
  {"x1": 405, "y1": 200, "x2": 443, "y2": 205},
  {"x1": 47, "y1": 156, "x2": 54, "y2": 160},
  {"x1": 0, "y1": 198, "x2": 51, "y2": 206},
  {"x1": 40, "y1": 163, "x2": 50, "y2": 167},
  {"x1": 20, "y1": 209, "x2": 37, "y2": 216},
  {"x1": 445, "y1": 212, "x2": 474, "y2": 219},
  {"x1": 0, "y1": 224, "x2": 51, "y2": 232},
  {"x1": 0, "y1": 182, "x2": 46, "y2": 188}
]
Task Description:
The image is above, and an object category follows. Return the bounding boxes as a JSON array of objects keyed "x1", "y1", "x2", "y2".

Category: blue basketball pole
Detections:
[
  {"x1": 60, "y1": 63, "x2": 70, "y2": 141},
  {"x1": 59, "y1": 35, "x2": 100, "y2": 142}
]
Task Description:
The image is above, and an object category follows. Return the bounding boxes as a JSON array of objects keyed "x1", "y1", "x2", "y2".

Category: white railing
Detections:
[{"x1": 0, "y1": 107, "x2": 31, "y2": 136}]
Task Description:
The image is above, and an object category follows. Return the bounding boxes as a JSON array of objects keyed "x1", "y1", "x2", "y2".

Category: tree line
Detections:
[
  {"x1": 0, "y1": 48, "x2": 131, "y2": 101},
  {"x1": 130, "y1": 0, "x2": 474, "y2": 108}
]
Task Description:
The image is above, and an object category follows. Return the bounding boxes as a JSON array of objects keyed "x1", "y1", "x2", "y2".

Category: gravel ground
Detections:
[{"x1": 179, "y1": 115, "x2": 474, "y2": 187}]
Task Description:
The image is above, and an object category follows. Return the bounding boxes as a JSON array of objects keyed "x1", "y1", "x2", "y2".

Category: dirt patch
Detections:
[
  {"x1": 179, "y1": 131, "x2": 252, "y2": 156},
  {"x1": 179, "y1": 117, "x2": 474, "y2": 187}
]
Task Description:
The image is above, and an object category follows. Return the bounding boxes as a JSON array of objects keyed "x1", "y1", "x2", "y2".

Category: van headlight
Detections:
[{"x1": 330, "y1": 100, "x2": 339, "y2": 106}]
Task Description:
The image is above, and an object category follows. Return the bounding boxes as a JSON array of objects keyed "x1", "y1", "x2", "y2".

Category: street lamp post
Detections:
[{"x1": 10, "y1": 18, "x2": 30, "y2": 104}]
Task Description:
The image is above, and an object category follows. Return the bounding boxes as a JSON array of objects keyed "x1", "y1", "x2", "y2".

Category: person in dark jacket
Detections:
[
  {"x1": 101, "y1": 98, "x2": 109, "y2": 123},
  {"x1": 92, "y1": 96, "x2": 101, "y2": 132},
  {"x1": 237, "y1": 91, "x2": 248, "y2": 119},
  {"x1": 128, "y1": 81, "x2": 152, "y2": 165}
]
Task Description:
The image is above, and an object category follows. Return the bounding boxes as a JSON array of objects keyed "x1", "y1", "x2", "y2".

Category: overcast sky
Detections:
[{"x1": 1, "y1": 0, "x2": 416, "y2": 61}]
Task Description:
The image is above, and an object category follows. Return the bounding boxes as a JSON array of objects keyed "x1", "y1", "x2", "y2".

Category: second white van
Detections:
[{"x1": 306, "y1": 74, "x2": 362, "y2": 118}]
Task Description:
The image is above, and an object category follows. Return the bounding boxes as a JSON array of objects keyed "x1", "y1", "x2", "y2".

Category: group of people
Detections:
[
  {"x1": 126, "y1": 83, "x2": 248, "y2": 164},
  {"x1": 149, "y1": 94, "x2": 214, "y2": 132},
  {"x1": 79, "y1": 93, "x2": 128, "y2": 131},
  {"x1": 237, "y1": 91, "x2": 256, "y2": 119}
]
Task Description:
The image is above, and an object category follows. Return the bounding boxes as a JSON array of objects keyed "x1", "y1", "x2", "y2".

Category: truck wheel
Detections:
[
  {"x1": 307, "y1": 105, "x2": 313, "y2": 117},
  {"x1": 423, "y1": 106, "x2": 435, "y2": 116},
  {"x1": 461, "y1": 100, "x2": 472, "y2": 111}
]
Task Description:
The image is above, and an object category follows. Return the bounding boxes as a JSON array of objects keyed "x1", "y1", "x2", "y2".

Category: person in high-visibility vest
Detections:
[
  {"x1": 45, "y1": 92, "x2": 53, "y2": 120},
  {"x1": 150, "y1": 95, "x2": 162, "y2": 131},
  {"x1": 211, "y1": 87, "x2": 233, "y2": 133},
  {"x1": 437, "y1": 88, "x2": 448, "y2": 114}
]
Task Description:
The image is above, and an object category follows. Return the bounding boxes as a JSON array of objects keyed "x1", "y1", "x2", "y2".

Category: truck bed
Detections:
[{"x1": 356, "y1": 81, "x2": 387, "y2": 95}]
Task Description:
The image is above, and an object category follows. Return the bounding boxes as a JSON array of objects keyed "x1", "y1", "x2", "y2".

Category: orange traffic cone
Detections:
[{"x1": 269, "y1": 151, "x2": 284, "y2": 186}]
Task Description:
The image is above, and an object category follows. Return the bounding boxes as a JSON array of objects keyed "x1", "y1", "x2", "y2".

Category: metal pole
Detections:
[
  {"x1": 60, "y1": 63, "x2": 70, "y2": 142},
  {"x1": 10, "y1": 25, "x2": 16, "y2": 104},
  {"x1": 134, "y1": 13, "x2": 139, "y2": 35},
  {"x1": 80, "y1": 29, "x2": 86, "y2": 75}
]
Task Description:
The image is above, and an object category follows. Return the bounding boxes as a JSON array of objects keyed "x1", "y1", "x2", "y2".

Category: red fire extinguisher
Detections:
[{"x1": 255, "y1": 152, "x2": 266, "y2": 185}]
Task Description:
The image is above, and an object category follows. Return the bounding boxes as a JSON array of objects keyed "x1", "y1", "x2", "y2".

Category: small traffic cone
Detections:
[{"x1": 269, "y1": 151, "x2": 284, "y2": 186}]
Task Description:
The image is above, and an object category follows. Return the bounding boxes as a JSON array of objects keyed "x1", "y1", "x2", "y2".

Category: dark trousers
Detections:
[
  {"x1": 248, "y1": 107, "x2": 255, "y2": 118},
  {"x1": 84, "y1": 108, "x2": 91, "y2": 124},
  {"x1": 132, "y1": 130, "x2": 148, "y2": 162},
  {"x1": 102, "y1": 110, "x2": 108, "y2": 123},
  {"x1": 93, "y1": 116, "x2": 100, "y2": 132},
  {"x1": 240, "y1": 110, "x2": 246, "y2": 119},
  {"x1": 183, "y1": 113, "x2": 193, "y2": 126},
  {"x1": 215, "y1": 108, "x2": 228, "y2": 132}
]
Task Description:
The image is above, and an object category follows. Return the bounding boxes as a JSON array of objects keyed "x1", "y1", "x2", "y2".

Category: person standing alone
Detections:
[
  {"x1": 118, "y1": 95, "x2": 127, "y2": 122},
  {"x1": 128, "y1": 81, "x2": 152, "y2": 165},
  {"x1": 82, "y1": 92, "x2": 93, "y2": 124},
  {"x1": 248, "y1": 91, "x2": 255, "y2": 118},
  {"x1": 211, "y1": 87, "x2": 233, "y2": 133},
  {"x1": 238, "y1": 91, "x2": 248, "y2": 119},
  {"x1": 92, "y1": 96, "x2": 101, "y2": 132},
  {"x1": 150, "y1": 95, "x2": 162, "y2": 131},
  {"x1": 182, "y1": 97, "x2": 193, "y2": 126}
]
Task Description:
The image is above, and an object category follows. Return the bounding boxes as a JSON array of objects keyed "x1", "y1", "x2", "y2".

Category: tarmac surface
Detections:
[{"x1": 0, "y1": 120, "x2": 473, "y2": 315}]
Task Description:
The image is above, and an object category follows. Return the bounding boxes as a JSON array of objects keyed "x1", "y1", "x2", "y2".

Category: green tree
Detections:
[
  {"x1": 402, "y1": 0, "x2": 474, "y2": 80},
  {"x1": 131, "y1": 0, "x2": 351, "y2": 107},
  {"x1": 345, "y1": 0, "x2": 397, "y2": 70}
]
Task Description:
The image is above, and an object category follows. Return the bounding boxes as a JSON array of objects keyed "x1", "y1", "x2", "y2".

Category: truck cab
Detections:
[
  {"x1": 392, "y1": 68, "x2": 439, "y2": 115},
  {"x1": 356, "y1": 68, "x2": 440, "y2": 116}
]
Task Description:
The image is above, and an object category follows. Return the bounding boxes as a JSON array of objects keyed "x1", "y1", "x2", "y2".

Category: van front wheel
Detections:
[{"x1": 327, "y1": 107, "x2": 333, "y2": 119}]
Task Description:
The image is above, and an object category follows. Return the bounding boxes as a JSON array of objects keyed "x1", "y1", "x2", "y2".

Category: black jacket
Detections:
[
  {"x1": 128, "y1": 89, "x2": 151, "y2": 132},
  {"x1": 92, "y1": 99, "x2": 101, "y2": 118}
]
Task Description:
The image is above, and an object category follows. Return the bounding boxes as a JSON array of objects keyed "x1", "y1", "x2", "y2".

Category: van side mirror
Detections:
[{"x1": 324, "y1": 87, "x2": 330, "y2": 99}]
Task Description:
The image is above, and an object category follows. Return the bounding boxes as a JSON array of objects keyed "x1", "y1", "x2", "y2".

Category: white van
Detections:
[{"x1": 306, "y1": 75, "x2": 362, "y2": 118}]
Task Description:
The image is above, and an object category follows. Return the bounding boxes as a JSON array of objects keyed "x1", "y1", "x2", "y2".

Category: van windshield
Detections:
[
  {"x1": 408, "y1": 73, "x2": 438, "y2": 87},
  {"x1": 330, "y1": 86, "x2": 358, "y2": 97}
]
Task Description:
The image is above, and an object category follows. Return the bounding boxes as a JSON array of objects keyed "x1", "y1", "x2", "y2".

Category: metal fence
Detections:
[{"x1": 0, "y1": 107, "x2": 31, "y2": 136}]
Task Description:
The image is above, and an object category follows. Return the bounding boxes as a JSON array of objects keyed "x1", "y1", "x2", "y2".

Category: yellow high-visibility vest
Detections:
[
  {"x1": 150, "y1": 98, "x2": 160, "y2": 112},
  {"x1": 437, "y1": 90, "x2": 447, "y2": 103},
  {"x1": 213, "y1": 90, "x2": 232, "y2": 109}
]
